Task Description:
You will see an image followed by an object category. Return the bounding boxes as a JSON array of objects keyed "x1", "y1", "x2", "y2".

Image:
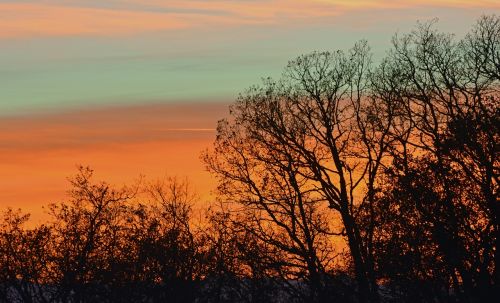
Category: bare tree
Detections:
[
  {"x1": 371, "y1": 15, "x2": 499, "y2": 301},
  {"x1": 0, "y1": 209, "x2": 52, "y2": 303},
  {"x1": 0, "y1": 15, "x2": 497, "y2": 303},
  {"x1": 46, "y1": 166, "x2": 136, "y2": 302},
  {"x1": 204, "y1": 41, "x2": 395, "y2": 303},
  {"x1": 123, "y1": 177, "x2": 207, "y2": 302}
]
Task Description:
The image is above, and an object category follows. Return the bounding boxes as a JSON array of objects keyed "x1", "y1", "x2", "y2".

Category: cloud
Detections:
[
  {"x1": 0, "y1": 3, "x2": 189, "y2": 38},
  {"x1": 2, "y1": 0, "x2": 497, "y2": 39},
  {"x1": 0, "y1": 101, "x2": 228, "y2": 151}
]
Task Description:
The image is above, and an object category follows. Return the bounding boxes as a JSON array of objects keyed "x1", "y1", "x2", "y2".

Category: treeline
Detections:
[
  {"x1": 1, "y1": 169, "x2": 289, "y2": 303},
  {"x1": 1, "y1": 15, "x2": 499, "y2": 303}
]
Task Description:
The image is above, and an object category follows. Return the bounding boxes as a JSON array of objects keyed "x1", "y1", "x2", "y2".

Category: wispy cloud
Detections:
[
  {"x1": 0, "y1": 102, "x2": 227, "y2": 151},
  {"x1": 0, "y1": 2, "x2": 188, "y2": 38},
  {"x1": 2, "y1": 0, "x2": 497, "y2": 39}
]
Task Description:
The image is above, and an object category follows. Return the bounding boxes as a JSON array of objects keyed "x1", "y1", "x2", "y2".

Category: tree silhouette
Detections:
[
  {"x1": 0, "y1": 15, "x2": 498, "y2": 303},
  {"x1": 371, "y1": 15, "x2": 499, "y2": 301},
  {"x1": 0, "y1": 209, "x2": 52, "y2": 303},
  {"x1": 203, "y1": 41, "x2": 394, "y2": 303}
]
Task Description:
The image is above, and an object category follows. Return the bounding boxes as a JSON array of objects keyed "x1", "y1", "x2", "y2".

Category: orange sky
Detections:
[
  {"x1": 1, "y1": 1, "x2": 498, "y2": 38},
  {"x1": 1, "y1": 0, "x2": 497, "y2": 225},
  {"x1": 0, "y1": 102, "x2": 228, "y2": 224}
]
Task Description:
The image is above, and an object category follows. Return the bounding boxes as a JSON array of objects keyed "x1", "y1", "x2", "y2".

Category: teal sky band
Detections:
[{"x1": 0, "y1": 2, "x2": 493, "y2": 116}]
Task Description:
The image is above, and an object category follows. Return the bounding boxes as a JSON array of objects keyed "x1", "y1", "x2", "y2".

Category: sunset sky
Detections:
[{"x1": 0, "y1": 0, "x2": 498, "y2": 223}]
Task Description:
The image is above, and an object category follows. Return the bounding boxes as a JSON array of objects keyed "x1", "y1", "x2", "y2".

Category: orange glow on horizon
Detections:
[{"x1": 0, "y1": 102, "x2": 228, "y2": 224}]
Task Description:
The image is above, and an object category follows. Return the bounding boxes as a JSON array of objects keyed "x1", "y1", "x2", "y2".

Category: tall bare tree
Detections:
[
  {"x1": 204, "y1": 41, "x2": 396, "y2": 303},
  {"x1": 372, "y1": 15, "x2": 499, "y2": 301}
]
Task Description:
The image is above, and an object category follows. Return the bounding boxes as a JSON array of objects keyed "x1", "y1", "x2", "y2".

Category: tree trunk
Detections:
[{"x1": 342, "y1": 211, "x2": 375, "y2": 303}]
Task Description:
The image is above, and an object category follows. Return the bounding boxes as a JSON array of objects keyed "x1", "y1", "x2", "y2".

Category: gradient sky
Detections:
[{"x1": 0, "y1": 0, "x2": 498, "y2": 223}]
